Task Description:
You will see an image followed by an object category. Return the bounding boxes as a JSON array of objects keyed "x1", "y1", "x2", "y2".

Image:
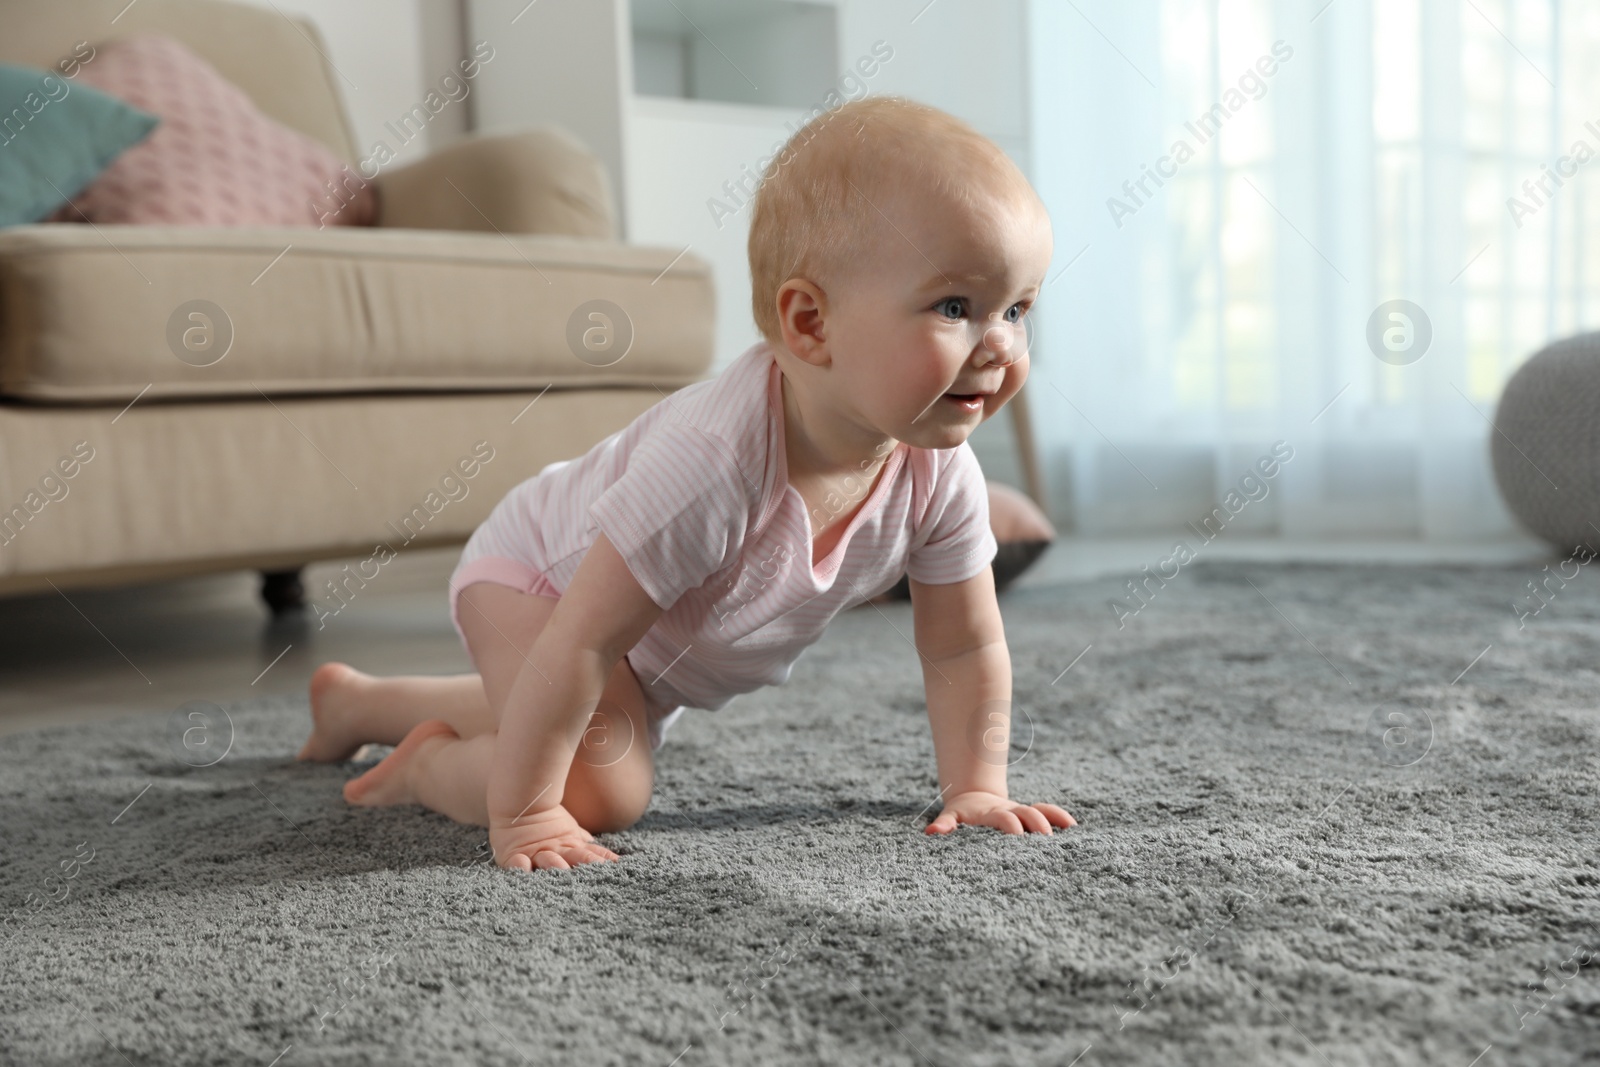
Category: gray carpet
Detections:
[{"x1": 3, "y1": 561, "x2": 1599, "y2": 1066}]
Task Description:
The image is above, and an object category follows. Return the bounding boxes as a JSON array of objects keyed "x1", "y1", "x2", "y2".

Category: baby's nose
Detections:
[{"x1": 983, "y1": 322, "x2": 1017, "y2": 364}]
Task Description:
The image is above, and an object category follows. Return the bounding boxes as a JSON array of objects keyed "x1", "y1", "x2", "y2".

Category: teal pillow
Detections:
[{"x1": 0, "y1": 62, "x2": 159, "y2": 227}]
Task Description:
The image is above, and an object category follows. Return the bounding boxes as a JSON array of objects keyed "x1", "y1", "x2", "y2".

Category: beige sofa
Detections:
[{"x1": 0, "y1": 0, "x2": 714, "y2": 610}]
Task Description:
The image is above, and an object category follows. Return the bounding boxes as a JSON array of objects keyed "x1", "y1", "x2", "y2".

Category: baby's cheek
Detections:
[
  {"x1": 907, "y1": 359, "x2": 949, "y2": 398},
  {"x1": 1001, "y1": 359, "x2": 1029, "y2": 399}
]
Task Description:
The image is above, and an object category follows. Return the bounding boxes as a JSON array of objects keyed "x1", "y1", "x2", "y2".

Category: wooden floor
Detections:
[{"x1": 0, "y1": 536, "x2": 1550, "y2": 742}]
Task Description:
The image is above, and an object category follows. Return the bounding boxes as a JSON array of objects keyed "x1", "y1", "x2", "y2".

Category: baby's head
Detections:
[{"x1": 749, "y1": 96, "x2": 1052, "y2": 451}]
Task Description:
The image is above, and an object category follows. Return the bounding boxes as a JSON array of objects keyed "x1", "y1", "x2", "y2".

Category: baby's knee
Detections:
[
  {"x1": 568, "y1": 794, "x2": 649, "y2": 834},
  {"x1": 580, "y1": 800, "x2": 648, "y2": 835},
  {"x1": 565, "y1": 764, "x2": 653, "y2": 834}
]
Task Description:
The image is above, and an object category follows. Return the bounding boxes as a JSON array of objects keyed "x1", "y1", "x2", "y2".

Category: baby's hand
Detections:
[
  {"x1": 490, "y1": 804, "x2": 618, "y2": 871},
  {"x1": 925, "y1": 791, "x2": 1076, "y2": 836}
]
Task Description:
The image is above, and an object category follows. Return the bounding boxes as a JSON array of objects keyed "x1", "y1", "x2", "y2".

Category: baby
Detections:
[{"x1": 297, "y1": 95, "x2": 1075, "y2": 871}]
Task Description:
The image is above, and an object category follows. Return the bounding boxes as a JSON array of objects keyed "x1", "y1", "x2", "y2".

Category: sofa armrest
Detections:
[{"x1": 374, "y1": 128, "x2": 617, "y2": 239}]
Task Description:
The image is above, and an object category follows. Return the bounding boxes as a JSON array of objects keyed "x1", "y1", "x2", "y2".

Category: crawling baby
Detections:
[{"x1": 297, "y1": 95, "x2": 1075, "y2": 870}]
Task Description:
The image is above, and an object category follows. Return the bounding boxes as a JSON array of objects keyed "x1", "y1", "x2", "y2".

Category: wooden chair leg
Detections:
[{"x1": 1008, "y1": 380, "x2": 1047, "y2": 512}]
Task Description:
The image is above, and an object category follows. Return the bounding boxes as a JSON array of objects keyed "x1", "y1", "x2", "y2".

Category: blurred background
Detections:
[
  {"x1": 2, "y1": 0, "x2": 1583, "y2": 734},
  {"x1": 272, "y1": 0, "x2": 1577, "y2": 545}
]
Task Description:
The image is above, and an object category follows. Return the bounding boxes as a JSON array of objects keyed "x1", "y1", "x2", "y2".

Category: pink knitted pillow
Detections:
[{"x1": 51, "y1": 34, "x2": 374, "y2": 228}]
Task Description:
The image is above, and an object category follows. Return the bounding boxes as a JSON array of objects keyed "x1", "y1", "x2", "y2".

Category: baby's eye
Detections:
[
  {"x1": 1005, "y1": 303, "x2": 1028, "y2": 324},
  {"x1": 934, "y1": 297, "x2": 965, "y2": 320}
]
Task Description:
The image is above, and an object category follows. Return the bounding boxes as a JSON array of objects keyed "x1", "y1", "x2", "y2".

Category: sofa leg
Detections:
[{"x1": 260, "y1": 569, "x2": 306, "y2": 614}]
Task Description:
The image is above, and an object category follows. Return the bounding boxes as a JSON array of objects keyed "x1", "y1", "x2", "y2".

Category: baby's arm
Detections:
[
  {"x1": 909, "y1": 569, "x2": 1076, "y2": 836},
  {"x1": 486, "y1": 532, "x2": 664, "y2": 870}
]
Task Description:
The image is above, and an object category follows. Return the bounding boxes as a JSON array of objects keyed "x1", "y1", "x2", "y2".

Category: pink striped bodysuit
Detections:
[{"x1": 449, "y1": 339, "x2": 997, "y2": 750}]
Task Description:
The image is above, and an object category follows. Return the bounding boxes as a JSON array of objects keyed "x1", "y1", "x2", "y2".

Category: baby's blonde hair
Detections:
[{"x1": 747, "y1": 95, "x2": 1040, "y2": 350}]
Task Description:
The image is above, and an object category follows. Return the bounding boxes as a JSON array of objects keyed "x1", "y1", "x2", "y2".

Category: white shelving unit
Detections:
[{"x1": 630, "y1": 0, "x2": 839, "y2": 108}]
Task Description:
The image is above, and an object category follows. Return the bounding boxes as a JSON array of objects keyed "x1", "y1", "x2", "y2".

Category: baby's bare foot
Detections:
[
  {"x1": 342, "y1": 720, "x2": 458, "y2": 807},
  {"x1": 297, "y1": 662, "x2": 371, "y2": 762}
]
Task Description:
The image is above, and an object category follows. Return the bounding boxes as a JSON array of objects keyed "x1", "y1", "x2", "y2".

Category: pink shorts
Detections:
[
  {"x1": 448, "y1": 554, "x2": 684, "y2": 750},
  {"x1": 449, "y1": 556, "x2": 561, "y2": 638}
]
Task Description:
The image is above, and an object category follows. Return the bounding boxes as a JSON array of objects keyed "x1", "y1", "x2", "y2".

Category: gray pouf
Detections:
[{"x1": 1491, "y1": 332, "x2": 1600, "y2": 552}]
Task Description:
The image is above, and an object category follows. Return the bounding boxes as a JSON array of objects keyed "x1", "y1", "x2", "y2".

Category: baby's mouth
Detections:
[
  {"x1": 944, "y1": 380, "x2": 1000, "y2": 403},
  {"x1": 942, "y1": 392, "x2": 985, "y2": 410}
]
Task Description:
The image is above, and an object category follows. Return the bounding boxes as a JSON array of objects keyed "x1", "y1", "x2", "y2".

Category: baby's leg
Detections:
[
  {"x1": 343, "y1": 581, "x2": 656, "y2": 833},
  {"x1": 340, "y1": 721, "x2": 499, "y2": 825},
  {"x1": 298, "y1": 665, "x2": 493, "y2": 762}
]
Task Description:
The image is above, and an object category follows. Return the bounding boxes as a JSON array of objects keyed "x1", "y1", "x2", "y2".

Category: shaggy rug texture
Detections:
[{"x1": 1, "y1": 561, "x2": 1597, "y2": 1066}]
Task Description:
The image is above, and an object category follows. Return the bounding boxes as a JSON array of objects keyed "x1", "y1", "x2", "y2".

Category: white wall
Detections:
[
  {"x1": 626, "y1": 96, "x2": 798, "y2": 371},
  {"x1": 466, "y1": 0, "x2": 635, "y2": 234},
  {"x1": 836, "y1": 0, "x2": 1030, "y2": 180},
  {"x1": 247, "y1": 0, "x2": 469, "y2": 165}
]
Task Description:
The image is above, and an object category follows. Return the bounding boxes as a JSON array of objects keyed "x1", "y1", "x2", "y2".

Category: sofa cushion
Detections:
[
  {"x1": 47, "y1": 35, "x2": 375, "y2": 228},
  {"x1": 0, "y1": 386, "x2": 665, "y2": 591},
  {"x1": 0, "y1": 226, "x2": 715, "y2": 402},
  {"x1": 0, "y1": 62, "x2": 158, "y2": 226}
]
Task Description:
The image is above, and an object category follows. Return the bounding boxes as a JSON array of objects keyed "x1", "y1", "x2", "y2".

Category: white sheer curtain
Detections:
[{"x1": 1024, "y1": 0, "x2": 1598, "y2": 539}]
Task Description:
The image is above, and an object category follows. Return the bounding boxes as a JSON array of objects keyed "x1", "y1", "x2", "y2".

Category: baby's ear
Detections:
[{"x1": 774, "y1": 280, "x2": 831, "y2": 365}]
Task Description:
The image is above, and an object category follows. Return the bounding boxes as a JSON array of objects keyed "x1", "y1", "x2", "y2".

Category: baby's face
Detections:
[{"x1": 822, "y1": 185, "x2": 1053, "y2": 450}]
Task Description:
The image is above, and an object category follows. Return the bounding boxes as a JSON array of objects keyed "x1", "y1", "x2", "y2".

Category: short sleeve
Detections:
[
  {"x1": 905, "y1": 442, "x2": 998, "y2": 585},
  {"x1": 588, "y1": 423, "x2": 752, "y2": 611}
]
